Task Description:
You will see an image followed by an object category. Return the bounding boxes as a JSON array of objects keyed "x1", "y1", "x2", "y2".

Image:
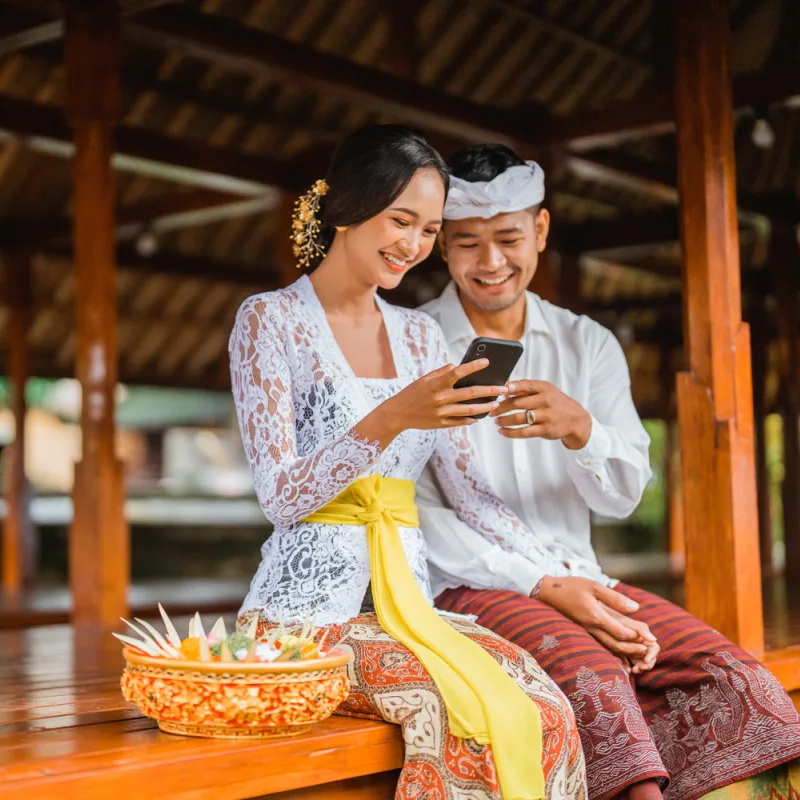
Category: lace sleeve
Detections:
[
  {"x1": 426, "y1": 323, "x2": 568, "y2": 576},
  {"x1": 229, "y1": 295, "x2": 382, "y2": 527}
]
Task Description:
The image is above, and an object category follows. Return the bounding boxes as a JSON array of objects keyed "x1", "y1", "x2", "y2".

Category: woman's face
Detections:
[{"x1": 337, "y1": 167, "x2": 445, "y2": 290}]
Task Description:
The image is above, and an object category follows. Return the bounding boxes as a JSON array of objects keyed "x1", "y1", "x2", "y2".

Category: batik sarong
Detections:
[
  {"x1": 436, "y1": 583, "x2": 800, "y2": 800},
  {"x1": 239, "y1": 611, "x2": 587, "y2": 799}
]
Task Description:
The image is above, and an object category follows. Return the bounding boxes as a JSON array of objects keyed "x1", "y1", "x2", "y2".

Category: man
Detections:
[{"x1": 417, "y1": 144, "x2": 800, "y2": 800}]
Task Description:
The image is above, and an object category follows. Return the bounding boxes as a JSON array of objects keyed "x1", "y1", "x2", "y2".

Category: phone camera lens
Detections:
[{"x1": 477, "y1": 344, "x2": 486, "y2": 352}]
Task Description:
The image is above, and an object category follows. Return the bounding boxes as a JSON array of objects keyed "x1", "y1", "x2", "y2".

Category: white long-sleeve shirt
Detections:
[{"x1": 417, "y1": 282, "x2": 653, "y2": 598}]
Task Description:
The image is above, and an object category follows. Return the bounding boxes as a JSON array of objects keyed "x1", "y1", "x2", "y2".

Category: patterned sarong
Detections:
[
  {"x1": 436, "y1": 583, "x2": 800, "y2": 800},
  {"x1": 239, "y1": 611, "x2": 587, "y2": 799}
]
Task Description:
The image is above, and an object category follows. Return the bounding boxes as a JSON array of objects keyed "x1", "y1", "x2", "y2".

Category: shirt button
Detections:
[{"x1": 583, "y1": 457, "x2": 591, "y2": 466}]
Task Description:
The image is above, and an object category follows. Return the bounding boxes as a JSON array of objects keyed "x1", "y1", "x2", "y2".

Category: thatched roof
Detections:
[{"x1": 0, "y1": 0, "x2": 797, "y2": 415}]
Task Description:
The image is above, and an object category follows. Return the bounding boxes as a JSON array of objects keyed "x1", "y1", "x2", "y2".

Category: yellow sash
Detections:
[{"x1": 304, "y1": 474, "x2": 544, "y2": 800}]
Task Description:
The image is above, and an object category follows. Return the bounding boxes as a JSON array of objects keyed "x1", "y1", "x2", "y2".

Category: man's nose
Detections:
[{"x1": 479, "y1": 243, "x2": 506, "y2": 269}]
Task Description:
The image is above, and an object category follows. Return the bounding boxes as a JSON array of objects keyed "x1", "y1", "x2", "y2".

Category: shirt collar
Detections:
[{"x1": 438, "y1": 281, "x2": 551, "y2": 344}]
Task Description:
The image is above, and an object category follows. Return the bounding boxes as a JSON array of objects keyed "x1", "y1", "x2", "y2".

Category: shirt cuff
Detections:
[
  {"x1": 476, "y1": 551, "x2": 546, "y2": 597},
  {"x1": 571, "y1": 414, "x2": 612, "y2": 472}
]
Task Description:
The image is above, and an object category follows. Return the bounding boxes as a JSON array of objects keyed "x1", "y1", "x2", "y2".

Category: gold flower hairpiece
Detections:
[{"x1": 292, "y1": 179, "x2": 329, "y2": 269}]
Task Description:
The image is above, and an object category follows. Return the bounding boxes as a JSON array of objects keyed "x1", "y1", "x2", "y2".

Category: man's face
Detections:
[{"x1": 438, "y1": 208, "x2": 550, "y2": 312}]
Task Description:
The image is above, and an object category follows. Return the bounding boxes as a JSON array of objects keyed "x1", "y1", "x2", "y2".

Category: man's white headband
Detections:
[{"x1": 443, "y1": 161, "x2": 545, "y2": 221}]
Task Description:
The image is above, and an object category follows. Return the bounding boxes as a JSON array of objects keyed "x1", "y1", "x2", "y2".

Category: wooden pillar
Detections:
[
  {"x1": 2, "y1": 250, "x2": 35, "y2": 595},
  {"x1": 673, "y1": 0, "x2": 763, "y2": 652},
  {"x1": 769, "y1": 226, "x2": 800, "y2": 579},
  {"x1": 65, "y1": 0, "x2": 129, "y2": 626},
  {"x1": 749, "y1": 293, "x2": 773, "y2": 573}
]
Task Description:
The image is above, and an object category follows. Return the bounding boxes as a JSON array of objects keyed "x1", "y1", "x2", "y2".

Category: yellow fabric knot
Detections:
[
  {"x1": 356, "y1": 499, "x2": 385, "y2": 524},
  {"x1": 304, "y1": 475, "x2": 545, "y2": 800}
]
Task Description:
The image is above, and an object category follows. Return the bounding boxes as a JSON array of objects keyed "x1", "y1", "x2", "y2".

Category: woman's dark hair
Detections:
[
  {"x1": 318, "y1": 125, "x2": 449, "y2": 251},
  {"x1": 447, "y1": 143, "x2": 526, "y2": 183}
]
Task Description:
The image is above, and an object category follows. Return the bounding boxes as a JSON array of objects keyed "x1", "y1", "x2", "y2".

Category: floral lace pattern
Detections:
[{"x1": 230, "y1": 275, "x2": 561, "y2": 624}]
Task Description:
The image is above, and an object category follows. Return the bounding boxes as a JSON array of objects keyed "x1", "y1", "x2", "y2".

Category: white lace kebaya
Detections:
[{"x1": 229, "y1": 274, "x2": 568, "y2": 625}]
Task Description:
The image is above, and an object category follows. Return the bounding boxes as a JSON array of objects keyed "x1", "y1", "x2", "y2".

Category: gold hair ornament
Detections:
[{"x1": 292, "y1": 179, "x2": 329, "y2": 269}]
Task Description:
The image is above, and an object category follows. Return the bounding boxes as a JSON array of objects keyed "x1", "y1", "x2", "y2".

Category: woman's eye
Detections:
[
  {"x1": 424, "y1": 227, "x2": 440, "y2": 236},
  {"x1": 393, "y1": 218, "x2": 410, "y2": 228}
]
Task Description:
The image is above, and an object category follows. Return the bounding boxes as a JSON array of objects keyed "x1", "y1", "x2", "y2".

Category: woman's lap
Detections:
[{"x1": 238, "y1": 609, "x2": 587, "y2": 799}]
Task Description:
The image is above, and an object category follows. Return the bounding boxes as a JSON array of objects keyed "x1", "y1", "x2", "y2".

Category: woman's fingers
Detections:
[
  {"x1": 442, "y1": 358, "x2": 490, "y2": 386},
  {"x1": 439, "y1": 401, "x2": 499, "y2": 420}
]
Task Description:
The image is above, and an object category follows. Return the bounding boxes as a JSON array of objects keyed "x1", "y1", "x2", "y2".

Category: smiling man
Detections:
[{"x1": 416, "y1": 144, "x2": 800, "y2": 800}]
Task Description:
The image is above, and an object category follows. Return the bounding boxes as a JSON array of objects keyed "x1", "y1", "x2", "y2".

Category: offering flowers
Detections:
[{"x1": 113, "y1": 604, "x2": 330, "y2": 664}]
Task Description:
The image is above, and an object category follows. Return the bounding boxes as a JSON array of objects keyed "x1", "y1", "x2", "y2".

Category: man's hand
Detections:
[
  {"x1": 490, "y1": 380, "x2": 592, "y2": 450},
  {"x1": 598, "y1": 606, "x2": 660, "y2": 674},
  {"x1": 536, "y1": 576, "x2": 658, "y2": 671}
]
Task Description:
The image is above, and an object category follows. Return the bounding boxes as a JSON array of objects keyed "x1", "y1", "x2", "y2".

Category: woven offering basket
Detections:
[{"x1": 121, "y1": 646, "x2": 351, "y2": 739}]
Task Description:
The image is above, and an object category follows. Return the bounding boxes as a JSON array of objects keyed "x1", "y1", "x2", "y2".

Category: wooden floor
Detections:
[{"x1": 0, "y1": 624, "x2": 403, "y2": 799}]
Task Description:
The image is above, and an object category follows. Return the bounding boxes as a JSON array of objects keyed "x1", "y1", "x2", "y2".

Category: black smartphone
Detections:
[{"x1": 453, "y1": 336, "x2": 524, "y2": 419}]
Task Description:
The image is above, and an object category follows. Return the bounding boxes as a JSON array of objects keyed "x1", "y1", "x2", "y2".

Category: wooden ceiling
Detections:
[{"x1": 0, "y1": 0, "x2": 798, "y2": 414}]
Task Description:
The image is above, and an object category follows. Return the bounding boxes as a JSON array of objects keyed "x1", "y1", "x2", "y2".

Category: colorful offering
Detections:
[{"x1": 116, "y1": 606, "x2": 350, "y2": 739}]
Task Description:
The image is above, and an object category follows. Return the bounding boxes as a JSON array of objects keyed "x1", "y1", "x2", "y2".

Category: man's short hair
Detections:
[{"x1": 447, "y1": 143, "x2": 527, "y2": 183}]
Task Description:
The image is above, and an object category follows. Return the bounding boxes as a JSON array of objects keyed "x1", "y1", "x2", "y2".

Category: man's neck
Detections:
[{"x1": 459, "y1": 291, "x2": 527, "y2": 342}]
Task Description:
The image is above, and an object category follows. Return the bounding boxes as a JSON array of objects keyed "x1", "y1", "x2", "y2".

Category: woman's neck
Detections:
[{"x1": 309, "y1": 245, "x2": 378, "y2": 319}]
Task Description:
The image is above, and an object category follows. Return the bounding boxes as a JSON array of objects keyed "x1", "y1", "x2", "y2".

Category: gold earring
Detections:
[{"x1": 335, "y1": 226, "x2": 347, "y2": 232}]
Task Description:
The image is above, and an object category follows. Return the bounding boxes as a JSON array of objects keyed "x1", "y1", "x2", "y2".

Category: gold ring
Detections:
[{"x1": 525, "y1": 409, "x2": 536, "y2": 425}]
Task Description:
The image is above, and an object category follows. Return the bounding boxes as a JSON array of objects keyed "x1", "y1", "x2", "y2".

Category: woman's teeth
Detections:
[
  {"x1": 382, "y1": 252, "x2": 406, "y2": 267},
  {"x1": 475, "y1": 275, "x2": 511, "y2": 286}
]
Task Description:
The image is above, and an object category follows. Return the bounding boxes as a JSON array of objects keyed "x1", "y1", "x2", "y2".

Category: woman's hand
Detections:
[{"x1": 359, "y1": 359, "x2": 508, "y2": 446}]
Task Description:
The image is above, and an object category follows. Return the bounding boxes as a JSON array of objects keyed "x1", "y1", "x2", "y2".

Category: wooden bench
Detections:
[{"x1": 0, "y1": 625, "x2": 404, "y2": 799}]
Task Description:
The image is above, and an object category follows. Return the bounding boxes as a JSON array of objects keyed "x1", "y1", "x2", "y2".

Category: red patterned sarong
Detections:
[
  {"x1": 240, "y1": 611, "x2": 587, "y2": 799},
  {"x1": 436, "y1": 584, "x2": 800, "y2": 800}
]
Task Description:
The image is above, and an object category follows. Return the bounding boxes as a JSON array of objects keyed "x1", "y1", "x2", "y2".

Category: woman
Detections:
[{"x1": 230, "y1": 125, "x2": 586, "y2": 800}]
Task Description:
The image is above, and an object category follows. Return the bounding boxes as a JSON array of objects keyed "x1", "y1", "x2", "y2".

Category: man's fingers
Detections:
[
  {"x1": 505, "y1": 379, "x2": 551, "y2": 395},
  {"x1": 494, "y1": 410, "x2": 549, "y2": 429},
  {"x1": 596, "y1": 585, "x2": 640, "y2": 616},
  {"x1": 490, "y1": 394, "x2": 549, "y2": 417},
  {"x1": 590, "y1": 628, "x2": 649, "y2": 658},
  {"x1": 593, "y1": 608, "x2": 641, "y2": 642},
  {"x1": 602, "y1": 606, "x2": 657, "y2": 644}
]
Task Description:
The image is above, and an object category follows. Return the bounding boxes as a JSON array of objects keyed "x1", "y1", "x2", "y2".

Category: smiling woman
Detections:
[{"x1": 227, "y1": 125, "x2": 588, "y2": 799}]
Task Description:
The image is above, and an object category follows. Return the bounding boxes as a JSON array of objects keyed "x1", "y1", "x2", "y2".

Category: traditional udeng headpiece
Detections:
[
  {"x1": 443, "y1": 161, "x2": 545, "y2": 220},
  {"x1": 292, "y1": 179, "x2": 329, "y2": 268}
]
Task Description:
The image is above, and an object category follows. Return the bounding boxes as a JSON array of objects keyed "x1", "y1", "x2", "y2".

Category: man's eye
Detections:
[
  {"x1": 500, "y1": 239, "x2": 523, "y2": 245},
  {"x1": 458, "y1": 244, "x2": 479, "y2": 249}
]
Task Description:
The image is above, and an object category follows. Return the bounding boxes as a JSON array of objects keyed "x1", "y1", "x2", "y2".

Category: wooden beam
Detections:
[
  {"x1": 124, "y1": 4, "x2": 539, "y2": 145},
  {"x1": 673, "y1": 0, "x2": 763, "y2": 653},
  {"x1": 552, "y1": 62, "x2": 800, "y2": 151},
  {"x1": 1, "y1": 250, "x2": 35, "y2": 595},
  {"x1": 40, "y1": 247, "x2": 274, "y2": 287},
  {"x1": 65, "y1": 0, "x2": 129, "y2": 627},
  {"x1": 0, "y1": 93, "x2": 305, "y2": 195},
  {"x1": 0, "y1": 188, "x2": 265, "y2": 249},
  {"x1": 0, "y1": 19, "x2": 62, "y2": 58}
]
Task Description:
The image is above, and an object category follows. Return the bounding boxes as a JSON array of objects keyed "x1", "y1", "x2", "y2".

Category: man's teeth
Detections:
[
  {"x1": 382, "y1": 252, "x2": 405, "y2": 267},
  {"x1": 476, "y1": 275, "x2": 511, "y2": 285}
]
